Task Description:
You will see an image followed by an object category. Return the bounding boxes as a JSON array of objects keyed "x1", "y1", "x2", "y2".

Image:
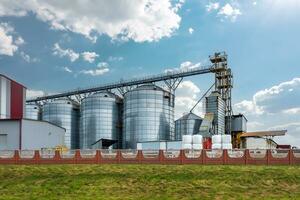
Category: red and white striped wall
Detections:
[{"x1": 0, "y1": 74, "x2": 26, "y2": 119}]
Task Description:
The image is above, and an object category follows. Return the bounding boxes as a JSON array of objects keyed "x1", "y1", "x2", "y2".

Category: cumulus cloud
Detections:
[
  {"x1": 0, "y1": 23, "x2": 19, "y2": 56},
  {"x1": 218, "y1": 3, "x2": 242, "y2": 22},
  {"x1": 188, "y1": 27, "x2": 194, "y2": 34},
  {"x1": 234, "y1": 77, "x2": 300, "y2": 115},
  {"x1": 165, "y1": 61, "x2": 201, "y2": 73},
  {"x1": 52, "y1": 43, "x2": 79, "y2": 62},
  {"x1": 234, "y1": 77, "x2": 300, "y2": 147},
  {"x1": 175, "y1": 80, "x2": 203, "y2": 119},
  {"x1": 0, "y1": 0, "x2": 183, "y2": 43},
  {"x1": 80, "y1": 62, "x2": 110, "y2": 76},
  {"x1": 82, "y1": 51, "x2": 99, "y2": 63},
  {"x1": 206, "y1": 2, "x2": 220, "y2": 12}
]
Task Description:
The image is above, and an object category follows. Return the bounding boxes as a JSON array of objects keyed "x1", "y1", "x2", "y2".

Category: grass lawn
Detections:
[{"x1": 0, "y1": 165, "x2": 299, "y2": 200}]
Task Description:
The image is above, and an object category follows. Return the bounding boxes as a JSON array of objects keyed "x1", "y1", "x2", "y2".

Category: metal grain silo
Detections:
[
  {"x1": 25, "y1": 103, "x2": 41, "y2": 120},
  {"x1": 123, "y1": 84, "x2": 175, "y2": 149},
  {"x1": 205, "y1": 91, "x2": 225, "y2": 135},
  {"x1": 175, "y1": 112, "x2": 202, "y2": 140},
  {"x1": 42, "y1": 98, "x2": 79, "y2": 149},
  {"x1": 80, "y1": 92, "x2": 122, "y2": 149}
]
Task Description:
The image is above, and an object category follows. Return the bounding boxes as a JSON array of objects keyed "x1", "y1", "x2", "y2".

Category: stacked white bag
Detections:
[
  {"x1": 212, "y1": 135, "x2": 222, "y2": 149},
  {"x1": 212, "y1": 135, "x2": 232, "y2": 149},
  {"x1": 222, "y1": 135, "x2": 232, "y2": 149},
  {"x1": 182, "y1": 135, "x2": 192, "y2": 149},
  {"x1": 192, "y1": 135, "x2": 203, "y2": 150},
  {"x1": 182, "y1": 135, "x2": 203, "y2": 150}
]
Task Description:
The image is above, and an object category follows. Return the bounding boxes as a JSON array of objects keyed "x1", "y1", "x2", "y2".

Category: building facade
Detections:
[{"x1": 0, "y1": 74, "x2": 26, "y2": 119}]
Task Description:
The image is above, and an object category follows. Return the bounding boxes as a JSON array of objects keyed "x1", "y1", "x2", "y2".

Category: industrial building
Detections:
[
  {"x1": 0, "y1": 52, "x2": 291, "y2": 151},
  {"x1": 0, "y1": 74, "x2": 26, "y2": 119},
  {"x1": 0, "y1": 119, "x2": 65, "y2": 150}
]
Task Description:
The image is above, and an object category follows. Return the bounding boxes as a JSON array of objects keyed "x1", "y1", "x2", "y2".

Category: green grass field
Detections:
[{"x1": 0, "y1": 165, "x2": 299, "y2": 200}]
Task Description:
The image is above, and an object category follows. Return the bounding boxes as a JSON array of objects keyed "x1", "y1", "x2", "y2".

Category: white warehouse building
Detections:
[{"x1": 0, "y1": 119, "x2": 65, "y2": 150}]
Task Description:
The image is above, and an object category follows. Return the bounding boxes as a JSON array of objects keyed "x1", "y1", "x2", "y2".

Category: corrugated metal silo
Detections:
[
  {"x1": 42, "y1": 98, "x2": 80, "y2": 149},
  {"x1": 80, "y1": 92, "x2": 122, "y2": 149},
  {"x1": 205, "y1": 91, "x2": 225, "y2": 135},
  {"x1": 175, "y1": 112, "x2": 202, "y2": 140},
  {"x1": 123, "y1": 84, "x2": 175, "y2": 149},
  {"x1": 25, "y1": 103, "x2": 41, "y2": 120}
]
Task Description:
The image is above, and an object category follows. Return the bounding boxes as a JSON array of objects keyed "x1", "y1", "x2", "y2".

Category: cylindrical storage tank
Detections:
[
  {"x1": 25, "y1": 103, "x2": 41, "y2": 120},
  {"x1": 175, "y1": 113, "x2": 202, "y2": 140},
  {"x1": 80, "y1": 92, "x2": 122, "y2": 149},
  {"x1": 42, "y1": 98, "x2": 79, "y2": 149},
  {"x1": 123, "y1": 84, "x2": 175, "y2": 149}
]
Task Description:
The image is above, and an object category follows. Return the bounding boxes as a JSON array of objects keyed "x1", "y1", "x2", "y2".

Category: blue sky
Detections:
[{"x1": 0, "y1": 0, "x2": 300, "y2": 146}]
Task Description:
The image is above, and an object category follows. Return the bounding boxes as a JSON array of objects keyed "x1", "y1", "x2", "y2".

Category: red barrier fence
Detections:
[{"x1": 0, "y1": 149, "x2": 299, "y2": 165}]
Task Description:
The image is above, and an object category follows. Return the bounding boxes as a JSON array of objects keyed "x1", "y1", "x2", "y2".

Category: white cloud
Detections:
[
  {"x1": 80, "y1": 62, "x2": 110, "y2": 76},
  {"x1": 282, "y1": 107, "x2": 300, "y2": 115},
  {"x1": 234, "y1": 77, "x2": 300, "y2": 147},
  {"x1": 52, "y1": 43, "x2": 79, "y2": 62},
  {"x1": 0, "y1": 1, "x2": 28, "y2": 17},
  {"x1": 20, "y1": 51, "x2": 38, "y2": 63},
  {"x1": 165, "y1": 61, "x2": 201, "y2": 73},
  {"x1": 63, "y1": 66, "x2": 72, "y2": 73},
  {"x1": 188, "y1": 27, "x2": 194, "y2": 34},
  {"x1": 81, "y1": 51, "x2": 99, "y2": 63},
  {"x1": 108, "y1": 56, "x2": 124, "y2": 62},
  {"x1": 26, "y1": 89, "x2": 45, "y2": 99},
  {"x1": 0, "y1": 0, "x2": 182, "y2": 43},
  {"x1": 234, "y1": 77, "x2": 300, "y2": 115},
  {"x1": 0, "y1": 23, "x2": 18, "y2": 56},
  {"x1": 269, "y1": 122, "x2": 300, "y2": 148},
  {"x1": 206, "y1": 2, "x2": 220, "y2": 12},
  {"x1": 15, "y1": 36, "x2": 25, "y2": 45},
  {"x1": 175, "y1": 80, "x2": 202, "y2": 119},
  {"x1": 218, "y1": 3, "x2": 242, "y2": 22}
]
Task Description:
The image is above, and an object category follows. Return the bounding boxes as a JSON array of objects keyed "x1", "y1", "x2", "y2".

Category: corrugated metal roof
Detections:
[
  {"x1": 176, "y1": 112, "x2": 202, "y2": 121},
  {"x1": 240, "y1": 130, "x2": 287, "y2": 137},
  {"x1": 0, "y1": 74, "x2": 27, "y2": 89}
]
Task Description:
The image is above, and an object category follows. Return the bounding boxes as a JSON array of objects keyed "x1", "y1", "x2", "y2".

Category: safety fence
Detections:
[{"x1": 0, "y1": 149, "x2": 300, "y2": 165}]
